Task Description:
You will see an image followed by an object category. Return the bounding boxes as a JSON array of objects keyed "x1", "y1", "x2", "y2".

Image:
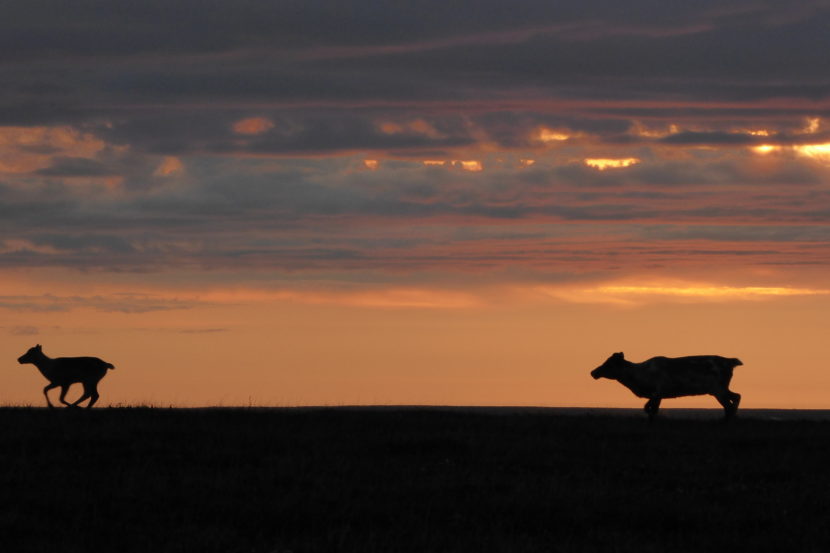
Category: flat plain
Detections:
[{"x1": 2, "y1": 407, "x2": 829, "y2": 552}]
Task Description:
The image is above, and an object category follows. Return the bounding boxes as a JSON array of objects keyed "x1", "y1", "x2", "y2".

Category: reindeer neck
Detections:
[
  {"x1": 615, "y1": 359, "x2": 655, "y2": 397},
  {"x1": 30, "y1": 351, "x2": 57, "y2": 377}
]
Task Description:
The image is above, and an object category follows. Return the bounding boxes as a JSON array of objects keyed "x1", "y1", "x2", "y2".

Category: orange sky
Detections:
[
  {"x1": 4, "y1": 1, "x2": 830, "y2": 408},
  {"x1": 4, "y1": 269, "x2": 830, "y2": 408}
]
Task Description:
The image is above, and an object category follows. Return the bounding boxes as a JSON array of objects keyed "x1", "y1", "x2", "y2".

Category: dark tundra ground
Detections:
[{"x1": 2, "y1": 407, "x2": 830, "y2": 553}]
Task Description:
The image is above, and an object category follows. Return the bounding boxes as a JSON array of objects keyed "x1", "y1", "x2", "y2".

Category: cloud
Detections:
[
  {"x1": 232, "y1": 117, "x2": 274, "y2": 135},
  {"x1": 0, "y1": 144, "x2": 829, "y2": 280},
  {"x1": 661, "y1": 132, "x2": 757, "y2": 146},
  {"x1": 153, "y1": 156, "x2": 184, "y2": 176},
  {"x1": 584, "y1": 158, "x2": 641, "y2": 170},
  {"x1": 0, "y1": 126, "x2": 106, "y2": 173},
  {"x1": 2, "y1": 1, "x2": 830, "y2": 298},
  {"x1": 538, "y1": 280, "x2": 830, "y2": 306},
  {"x1": 196, "y1": 287, "x2": 482, "y2": 309},
  {"x1": 639, "y1": 225, "x2": 830, "y2": 243},
  {"x1": 36, "y1": 156, "x2": 117, "y2": 177},
  {"x1": 8, "y1": 325, "x2": 39, "y2": 336},
  {"x1": 0, "y1": 294, "x2": 197, "y2": 313},
  {"x1": 1, "y1": 2, "x2": 829, "y2": 133}
]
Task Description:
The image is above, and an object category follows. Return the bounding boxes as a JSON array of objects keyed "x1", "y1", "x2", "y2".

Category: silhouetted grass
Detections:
[{"x1": 1, "y1": 407, "x2": 829, "y2": 552}]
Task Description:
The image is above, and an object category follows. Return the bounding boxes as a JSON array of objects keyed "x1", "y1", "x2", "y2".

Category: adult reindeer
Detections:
[
  {"x1": 591, "y1": 352, "x2": 744, "y2": 421},
  {"x1": 17, "y1": 344, "x2": 115, "y2": 408}
]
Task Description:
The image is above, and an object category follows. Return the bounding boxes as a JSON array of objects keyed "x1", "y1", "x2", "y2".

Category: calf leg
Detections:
[
  {"x1": 728, "y1": 391, "x2": 741, "y2": 410},
  {"x1": 43, "y1": 383, "x2": 59, "y2": 408},
  {"x1": 58, "y1": 385, "x2": 73, "y2": 407},
  {"x1": 644, "y1": 398, "x2": 661, "y2": 421},
  {"x1": 71, "y1": 382, "x2": 99, "y2": 409},
  {"x1": 84, "y1": 383, "x2": 100, "y2": 409},
  {"x1": 70, "y1": 392, "x2": 90, "y2": 408}
]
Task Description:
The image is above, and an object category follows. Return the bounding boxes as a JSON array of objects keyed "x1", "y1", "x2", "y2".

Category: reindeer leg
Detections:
[
  {"x1": 70, "y1": 388, "x2": 91, "y2": 408},
  {"x1": 715, "y1": 392, "x2": 737, "y2": 420},
  {"x1": 644, "y1": 398, "x2": 661, "y2": 422},
  {"x1": 84, "y1": 383, "x2": 100, "y2": 409},
  {"x1": 70, "y1": 394, "x2": 91, "y2": 408},
  {"x1": 58, "y1": 385, "x2": 73, "y2": 407},
  {"x1": 43, "y1": 383, "x2": 59, "y2": 408}
]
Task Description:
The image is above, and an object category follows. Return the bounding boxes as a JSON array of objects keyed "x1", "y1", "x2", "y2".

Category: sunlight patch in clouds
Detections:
[
  {"x1": 752, "y1": 144, "x2": 780, "y2": 154},
  {"x1": 536, "y1": 127, "x2": 570, "y2": 143},
  {"x1": 752, "y1": 141, "x2": 830, "y2": 163},
  {"x1": 153, "y1": 156, "x2": 184, "y2": 176},
  {"x1": 598, "y1": 284, "x2": 830, "y2": 299},
  {"x1": 630, "y1": 122, "x2": 678, "y2": 138},
  {"x1": 457, "y1": 160, "x2": 483, "y2": 172},
  {"x1": 232, "y1": 117, "x2": 274, "y2": 135},
  {"x1": 539, "y1": 281, "x2": 830, "y2": 306},
  {"x1": 800, "y1": 117, "x2": 821, "y2": 134},
  {"x1": 0, "y1": 126, "x2": 105, "y2": 173},
  {"x1": 794, "y1": 143, "x2": 830, "y2": 163},
  {"x1": 584, "y1": 158, "x2": 640, "y2": 170},
  {"x1": 422, "y1": 159, "x2": 483, "y2": 171}
]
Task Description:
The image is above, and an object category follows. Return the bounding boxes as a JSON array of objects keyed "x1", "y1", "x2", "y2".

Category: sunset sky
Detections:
[{"x1": 3, "y1": 0, "x2": 830, "y2": 408}]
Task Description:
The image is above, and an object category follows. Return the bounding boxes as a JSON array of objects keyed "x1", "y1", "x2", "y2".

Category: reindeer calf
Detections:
[{"x1": 17, "y1": 344, "x2": 115, "y2": 408}]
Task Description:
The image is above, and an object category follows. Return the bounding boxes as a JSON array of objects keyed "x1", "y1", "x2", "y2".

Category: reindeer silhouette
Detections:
[
  {"x1": 17, "y1": 344, "x2": 115, "y2": 408},
  {"x1": 591, "y1": 352, "x2": 744, "y2": 421}
]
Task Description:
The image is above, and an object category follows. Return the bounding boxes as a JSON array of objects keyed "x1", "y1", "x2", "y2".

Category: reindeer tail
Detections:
[
  {"x1": 730, "y1": 358, "x2": 743, "y2": 367},
  {"x1": 104, "y1": 362, "x2": 116, "y2": 370}
]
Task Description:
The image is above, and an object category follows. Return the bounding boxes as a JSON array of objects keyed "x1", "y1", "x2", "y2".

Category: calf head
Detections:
[
  {"x1": 17, "y1": 344, "x2": 42, "y2": 365},
  {"x1": 591, "y1": 352, "x2": 626, "y2": 380}
]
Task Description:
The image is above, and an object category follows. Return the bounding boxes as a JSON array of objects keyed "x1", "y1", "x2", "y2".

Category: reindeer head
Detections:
[
  {"x1": 18, "y1": 344, "x2": 43, "y2": 365},
  {"x1": 591, "y1": 352, "x2": 626, "y2": 380}
]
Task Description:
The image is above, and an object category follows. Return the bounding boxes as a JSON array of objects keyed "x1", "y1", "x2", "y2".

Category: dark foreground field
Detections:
[{"x1": 2, "y1": 407, "x2": 830, "y2": 553}]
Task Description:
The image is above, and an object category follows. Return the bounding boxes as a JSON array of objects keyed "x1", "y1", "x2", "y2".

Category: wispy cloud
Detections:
[
  {"x1": 0, "y1": 294, "x2": 196, "y2": 313},
  {"x1": 176, "y1": 328, "x2": 229, "y2": 334},
  {"x1": 538, "y1": 281, "x2": 830, "y2": 306},
  {"x1": 8, "y1": 325, "x2": 39, "y2": 336},
  {"x1": 194, "y1": 287, "x2": 482, "y2": 310}
]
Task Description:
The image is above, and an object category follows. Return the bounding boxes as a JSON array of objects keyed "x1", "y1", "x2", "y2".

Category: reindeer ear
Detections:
[
  {"x1": 36, "y1": 344, "x2": 42, "y2": 350},
  {"x1": 616, "y1": 351, "x2": 624, "y2": 358}
]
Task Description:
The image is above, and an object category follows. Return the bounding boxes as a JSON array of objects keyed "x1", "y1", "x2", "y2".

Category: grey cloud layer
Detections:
[
  {"x1": 4, "y1": 152, "x2": 830, "y2": 278},
  {"x1": 3, "y1": 1, "x2": 830, "y2": 285},
  {"x1": 3, "y1": 1, "x2": 830, "y2": 119},
  {"x1": 0, "y1": 0, "x2": 829, "y2": 162},
  {"x1": 0, "y1": 294, "x2": 195, "y2": 313}
]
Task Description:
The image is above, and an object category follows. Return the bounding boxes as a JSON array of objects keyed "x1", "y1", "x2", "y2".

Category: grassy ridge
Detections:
[{"x1": 1, "y1": 407, "x2": 829, "y2": 552}]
